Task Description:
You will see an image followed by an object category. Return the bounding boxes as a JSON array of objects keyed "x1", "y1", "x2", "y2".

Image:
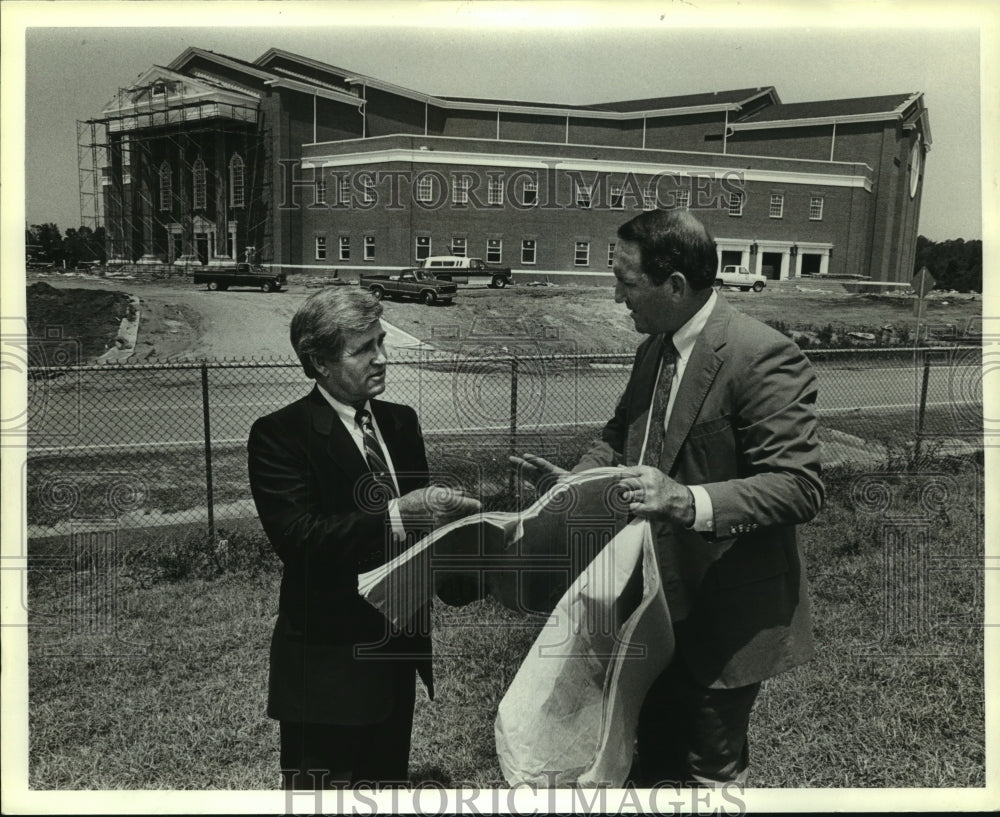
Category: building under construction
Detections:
[
  {"x1": 79, "y1": 63, "x2": 273, "y2": 269},
  {"x1": 81, "y1": 47, "x2": 929, "y2": 282}
]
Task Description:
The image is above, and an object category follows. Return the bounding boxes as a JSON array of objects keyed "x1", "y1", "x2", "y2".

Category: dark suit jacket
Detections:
[
  {"x1": 576, "y1": 295, "x2": 824, "y2": 689},
  {"x1": 248, "y1": 387, "x2": 433, "y2": 725}
]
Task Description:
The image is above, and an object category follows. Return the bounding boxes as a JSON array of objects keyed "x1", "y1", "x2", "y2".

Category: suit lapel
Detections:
[
  {"x1": 305, "y1": 387, "x2": 370, "y2": 485},
  {"x1": 659, "y1": 297, "x2": 732, "y2": 475},
  {"x1": 370, "y1": 400, "x2": 407, "y2": 469}
]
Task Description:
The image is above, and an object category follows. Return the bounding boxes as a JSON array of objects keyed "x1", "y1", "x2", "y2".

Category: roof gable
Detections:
[{"x1": 101, "y1": 65, "x2": 258, "y2": 118}]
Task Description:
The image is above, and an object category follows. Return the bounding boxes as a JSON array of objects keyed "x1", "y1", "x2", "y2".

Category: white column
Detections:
[
  {"x1": 779, "y1": 253, "x2": 790, "y2": 280},
  {"x1": 819, "y1": 252, "x2": 830, "y2": 276},
  {"x1": 794, "y1": 253, "x2": 803, "y2": 278}
]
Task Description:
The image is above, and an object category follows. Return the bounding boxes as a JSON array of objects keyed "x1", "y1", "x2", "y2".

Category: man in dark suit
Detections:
[
  {"x1": 514, "y1": 208, "x2": 824, "y2": 785},
  {"x1": 248, "y1": 287, "x2": 479, "y2": 789}
]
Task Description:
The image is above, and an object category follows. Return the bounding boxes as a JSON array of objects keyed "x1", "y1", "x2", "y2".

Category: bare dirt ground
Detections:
[
  {"x1": 25, "y1": 272, "x2": 301, "y2": 362},
  {"x1": 23, "y1": 271, "x2": 983, "y2": 364}
]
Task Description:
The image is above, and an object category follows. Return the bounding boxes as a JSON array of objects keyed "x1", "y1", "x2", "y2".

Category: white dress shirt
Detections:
[
  {"x1": 647, "y1": 289, "x2": 717, "y2": 533},
  {"x1": 315, "y1": 384, "x2": 406, "y2": 539}
]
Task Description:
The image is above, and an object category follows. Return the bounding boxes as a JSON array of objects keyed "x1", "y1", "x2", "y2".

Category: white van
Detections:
[
  {"x1": 420, "y1": 256, "x2": 513, "y2": 288},
  {"x1": 715, "y1": 265, "x2": 767, "y2": 292}
]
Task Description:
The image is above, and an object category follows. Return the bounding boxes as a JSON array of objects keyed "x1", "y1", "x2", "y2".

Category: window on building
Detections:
[
  {"x1": 315, "y1": 174, "x2": 327, "y2": 206},
  {"x1": 158, "y1": 161, "x2": 172, "y2": 211},
  {"x1": 608, "y1": 242, "x2": 616, "y2": 268},
  {"x1": 338, "y1": 176, "x2": 351, "y2": 206},
  {"x1": 576, "y1": 183, "x2": 592, "y2": 209},
  {"x1": 192, "y1": 158, "x2": 207, "y2": 210},
  {"x1": 487, "y1": 238, "x2": 502, "y2": 264},
  {"x1": 769, "y1": 193, "x2": 784, "y2": 219},
  {"x1": 453, "y1": 176, "x2": 469, "y2": 205},
  {"x1": 809, "y1": 196, "x2": 824, "y2": 220},
  {"x1": 488, "y1": 177, "x2": 503, "y2": 206},
  {"x1": 152, "y1": 81, "x2": 166, "y2": 97},
  {"x1": 675, "y1": 188, "x2": 690, "y2": 209},
  {"x1": 417, "y1": 176, "x2": 434, "y2": 204},
  {"x1": 229, "y1": 154, "x2": 245, "y2": 208},
  {"x1": 364, "y1": 235, "x2": 376, "y2": 261},
  {"x1": 415, "y1": 235, "x2": 431, "y2": 261},
  {"x1": 361, "y1": 174, "x2": 376, "y2": 205},
  {"x1": 521, "y1": 178, "x2": 538, "y2": 207},
  {"x1": 643, "y1": 187, "x2": 657, "y2": 211},
  {"x1": 728, "y1": 192, "x2": 744, "y2": 217},
  {"x1": 315, "y1": 235, "x2": 327, "y2": 261},
  {"x1": 339, "y1": 236, "x2": 350, "y2": 261},
  {"x1": 451, "y1": 237, "x2": 467, "y2": 256},
  {"x1": 610, "y1": 184, "x2": 624, "y2": 210},
  {"x1": 575, "y1": 241, "x2": 590, "y2": 266},
  {"x1": 521, "y1": 239, "x2": 537, "y2": 265}
]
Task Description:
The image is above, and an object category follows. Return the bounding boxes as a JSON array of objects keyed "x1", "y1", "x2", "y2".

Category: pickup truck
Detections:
[
  {"x1": 193, "y1": 263, "x2": 286, "y2": 293},
  {"x1": 359, "y1": 269, "x2": 457, "y2": 305},
  {"x1": 714, "y1": 265, "x2": 767, "y2": 292},
  {"x1": 421, "y1": 256, "x2": 513, "y2": 288}
]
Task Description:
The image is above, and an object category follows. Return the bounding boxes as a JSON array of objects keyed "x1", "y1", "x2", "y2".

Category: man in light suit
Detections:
[
  {"x1": 514, "y1": 208, "x2": 824, "y2": 785},
  {"x1": 248, "y1": 287, "x2": 478, "y2": 789}
]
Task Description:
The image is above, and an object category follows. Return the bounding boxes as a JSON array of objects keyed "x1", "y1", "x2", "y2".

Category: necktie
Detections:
[
  {"x1": 355, "y1": 408, "x2": 399, "y2": 504},
  {"x1": 641, "y1": 337, "x2": 678, "y2": 467}
]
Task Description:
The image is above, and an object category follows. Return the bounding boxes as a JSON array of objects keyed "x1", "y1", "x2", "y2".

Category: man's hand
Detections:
[
  {"x1": 509, "y1": 453, "x2": 569, "y2": 495},
  {"x1": 617, "y1": 466, "x2": 695, "y2": 526},
  {"x1": 397, "y1": 485, "x2": 482, "y2": 529}
]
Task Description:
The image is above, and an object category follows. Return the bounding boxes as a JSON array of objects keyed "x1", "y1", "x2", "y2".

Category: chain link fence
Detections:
[{"x1": 23, "y1": 346, "x2": 984, "y2": 542}]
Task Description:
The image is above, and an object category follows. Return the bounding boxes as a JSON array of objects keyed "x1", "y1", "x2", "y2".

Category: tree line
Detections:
[
  {"x1": 914, "y1": 235, "x2": 982, "y2": 293},
  {"x1": 26, "y1": 223, "x2": 106, "y2": 268}
]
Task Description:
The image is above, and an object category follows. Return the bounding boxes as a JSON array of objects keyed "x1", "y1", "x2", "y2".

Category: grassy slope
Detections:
[
  {"x1": 379, "y1": 286, "x2": 981, "y2": 354},
  {"x1": 27, "y1": 461, "x2": 984, "y2": 789},
  {"x1": 25, "y1": 282, "x2": 130, "y2": 362}
]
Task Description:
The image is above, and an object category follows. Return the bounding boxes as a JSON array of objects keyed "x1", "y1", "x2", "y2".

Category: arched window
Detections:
[
  {"x1": 158, "y1": 161, "x2": 172, "y2": 211},
  {"x1": 229, "y1": 154, "x2": 245, "y2": 208},
  {"x1": 192, "y1": 157, "x2": 207, "y2": 210}
]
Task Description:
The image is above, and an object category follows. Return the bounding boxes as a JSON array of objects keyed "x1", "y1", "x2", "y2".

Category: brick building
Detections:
[{"x1": 80, "y1": 46, "x2": 930, "y2": 282}]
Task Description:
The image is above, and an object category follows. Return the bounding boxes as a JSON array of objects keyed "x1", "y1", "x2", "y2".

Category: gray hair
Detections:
[{"x1": 290, "y1": 287, "x2": 383, "y2": 378}]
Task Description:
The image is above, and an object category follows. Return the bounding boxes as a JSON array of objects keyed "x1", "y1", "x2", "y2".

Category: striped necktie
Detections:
[
  {"x1": 641, "y1": 337, "x2": 678, "y2": 467},
  {"x1": 355, "y1": 408, "x2": 399, "y2": 503}
]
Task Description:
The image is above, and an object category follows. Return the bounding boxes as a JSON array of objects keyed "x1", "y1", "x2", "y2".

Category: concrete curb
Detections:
[{"x1": 97, "y1": 295, "x2": 142, "y2": 364}]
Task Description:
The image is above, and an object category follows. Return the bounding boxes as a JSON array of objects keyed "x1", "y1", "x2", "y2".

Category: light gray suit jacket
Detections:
[{"x1": 576, "y1": 295, "x2": 824, "y2": 688}]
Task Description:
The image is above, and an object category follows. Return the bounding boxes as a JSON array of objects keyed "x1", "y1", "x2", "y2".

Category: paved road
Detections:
[{"x1": 27, "y1": 356, "x2": 983, "y2": 454}]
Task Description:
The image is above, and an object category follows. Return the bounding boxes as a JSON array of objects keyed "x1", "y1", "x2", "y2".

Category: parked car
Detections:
[
  {"x1": 359, "y1": 269, "x2": 457, "y2": 305},
  {"x1": 715, "y1": 265, "x2": 767, "y2": 292},
  {"x1": 192, "y1": 263, "x2": 286, "y2": 293},
  {"x1": 420, "y1": 256, "x2": 512, "y2": 288}
]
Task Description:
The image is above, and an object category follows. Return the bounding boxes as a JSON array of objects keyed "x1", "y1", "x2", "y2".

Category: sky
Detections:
[{"x1": 6, "y1": 1, "x2": 997, "y2": 243}]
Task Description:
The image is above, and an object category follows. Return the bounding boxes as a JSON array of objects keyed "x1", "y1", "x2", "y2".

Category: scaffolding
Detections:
[{"x1": 78, "y1": 80, "x2": 272, "y2": 272}]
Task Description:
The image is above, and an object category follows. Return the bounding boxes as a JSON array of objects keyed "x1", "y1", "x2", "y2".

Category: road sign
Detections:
[{"x1": 912, "y1": 266, "x2": 935, "y2": 298}]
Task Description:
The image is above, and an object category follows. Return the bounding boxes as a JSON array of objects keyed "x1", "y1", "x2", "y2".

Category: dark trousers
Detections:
[
  {"x1": 634, "y1": 657, "x2": 761, "y2": 787},
  {"x1": 279, "y1": 674, "x2": 416, "y2": 790}
]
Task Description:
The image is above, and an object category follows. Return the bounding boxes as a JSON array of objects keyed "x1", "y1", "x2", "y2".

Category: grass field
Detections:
[{"x1": 25, "y1": 458, "x2": 984, "y2": 790}]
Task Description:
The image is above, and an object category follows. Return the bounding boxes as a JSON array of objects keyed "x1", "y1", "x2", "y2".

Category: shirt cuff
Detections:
[
  {"x1": 687, "y1": 485, "x2": 715, "y2": 533},
  {"x1": 387, "y1": 498, "x2": 406, "y2": 541}
]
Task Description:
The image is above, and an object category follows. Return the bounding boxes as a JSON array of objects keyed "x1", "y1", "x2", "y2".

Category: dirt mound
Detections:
[{"x1": 26, "y1": 283, "x2": 131, "y2": 362}]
